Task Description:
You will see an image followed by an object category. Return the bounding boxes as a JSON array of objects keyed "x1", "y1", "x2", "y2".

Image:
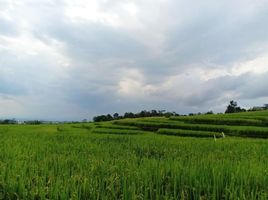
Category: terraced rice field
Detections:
[
  {"x1": 113, "y1": 111, "x2": 268, "y2": 138},
  {"x1": 0, "y1": 111, "x2": 268, "y2": 199}
]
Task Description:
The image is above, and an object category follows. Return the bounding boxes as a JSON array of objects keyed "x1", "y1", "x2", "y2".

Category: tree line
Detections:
[
  {"x1": 93, "y1": 110, "x2": 181, "y2": 122},
  {"x1": 225, "y1": 100, "x2": 268, "y2": 113},
  {"x1": 93, "y1": 101, "x2": 268, "y2": 122},
  {"x1": 0, "y1": 119, "x2": 18, "y2": 124},
  {"x1": 0, "y1": 119, "x2": 43, "y2": 125},
  {"x1": 225, "y1": 100, "x2": 246, "y2": 113}
]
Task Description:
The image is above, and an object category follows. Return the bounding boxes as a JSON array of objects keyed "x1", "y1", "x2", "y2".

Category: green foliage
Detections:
[
  {"x1": 157, "y1": 129, "x2": 222, "y2": 138},
  {"x1": 114, "y1": 119, "x2": 268, "y2": 138},
  {"x1": 0, "y1": 125, "x2": 268, "y2": 199},
  {"x1": 72, "y1": 124, "x2": 93, "y2": 130},
  {"x1": 93, "y1": 110, "x2": 180, "y2": 122},
  {"x1": 92, "y1": 128, "x2": 148, "y2": 135},
  {"x1": 95, "y1": 124, "x2": 140, "y2": 130},
  {"x1": 0, "y1": 119, "x2": 17, "y2": 124},
  {"x1": 114, "y1": 120, "x2": 186, "y2": 131},
  {"x1": 225, "y1": 100, "x2": 246, "y2": 113},
  {"x1": 170, "y1": 116, "x2": 265, "y2": 126},
  {"x1": 93, "y1": 114, "x2": 113, "y2": 122},
  {"x1": 2, "y1": 110, "x2": 268, "y2": 199}
]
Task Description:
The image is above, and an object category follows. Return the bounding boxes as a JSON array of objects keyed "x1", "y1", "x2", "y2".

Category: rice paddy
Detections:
[{"x1": 1, "y1": 111, "x2": 268, "y2": 199}]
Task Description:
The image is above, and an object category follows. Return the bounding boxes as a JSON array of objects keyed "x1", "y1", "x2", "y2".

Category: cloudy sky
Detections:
[{"x1": 1, "y1": 0, "x2": 268, "y2": 120}]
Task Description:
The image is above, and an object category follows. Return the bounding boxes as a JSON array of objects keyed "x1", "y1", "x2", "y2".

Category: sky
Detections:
[{"x1": 1, "y1": 0, "x2": 268, "y2": 121}]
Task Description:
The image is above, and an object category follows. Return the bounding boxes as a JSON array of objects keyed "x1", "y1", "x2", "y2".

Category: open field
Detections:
[{"x1": 1, "y1": 111, "x2": 268, "y2": 199}]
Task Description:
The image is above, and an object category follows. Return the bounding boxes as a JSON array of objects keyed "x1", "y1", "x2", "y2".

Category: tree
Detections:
[
  {"x1": 106, "y1": 114, "x2": 113, "y2": 121},
  {"x1": 93, "y1": 115, "x2": 112, "y2": 122},
  {"x1": 206, "y1": 111, "x2": 214, "y2": 115},
  {"x1": 93, "y1": 109, "x2": 181, "y2": 121},
  {"x1": 225, "y1": 100, "x2": 237, "y2": 113},
  {"x1": 124, "y1": 112, "x2": 135, "y2": 118},
  {"x1": 113, "y1": 113, "x2": 119, "y2": 119},
  {"x1": 225, "y1": 100, "x2": 245, "y2": 113}
]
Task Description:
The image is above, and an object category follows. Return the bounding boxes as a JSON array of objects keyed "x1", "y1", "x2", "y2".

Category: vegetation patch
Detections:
[
  {"x1": 157, "y1": 128, "x2": 222, "y2": 138},
  {"x1": 95, "y1": 124, "x2": 140, "y2": 130},
  {"x1": 169, "y1": 116, "x2": 265, "y2": 126},
  {"x1": 0, "y1": 125, "x2": 268, "y2": 199},
  {"x1": 114, "y1": 120, "x2": 186, "y2": 131},
  {"x1": 114, "y1": 117, "x2": 268, "y2": 138},
  {"x1": 72, "y1": 124, "x2": 93, "y2": 130},
  {"x1": 2, "y1": 110, "x2": 268, "y2": 199},
  {"x1": 92, "y1": 128, "x2": 149, "y2": 135}
]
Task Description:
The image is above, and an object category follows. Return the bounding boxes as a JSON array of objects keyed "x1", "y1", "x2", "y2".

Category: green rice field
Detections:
[{"x1": 1, "y1": 111, "x2": 268, "y2": 199}]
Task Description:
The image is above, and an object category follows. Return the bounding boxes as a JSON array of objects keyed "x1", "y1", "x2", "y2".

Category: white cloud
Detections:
[
  {"x1": 117, "y1": 68, "x2": 157, "y2": 98},
  {"x1": 230, "y1": 53, "x2": 268, "y2": 76},
  {"x1": 1, "y1": 0, "x2": 268, "y2": 119},
  {"x1": 65, "y1": 0, "x2": 121, "y2": 27}
]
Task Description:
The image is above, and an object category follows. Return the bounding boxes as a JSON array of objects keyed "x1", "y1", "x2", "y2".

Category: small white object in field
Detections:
[
  {"x1": 214, "y1": 134, "x2": 217, "y2": 141},
  {"x1": 222, "y1": 132, "x2": 225, "y2": 138}
]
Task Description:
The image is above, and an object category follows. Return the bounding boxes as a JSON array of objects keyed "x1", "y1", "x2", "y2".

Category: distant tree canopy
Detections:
[
  {"x1": 93, "y1": 105, "x2": 249, "y2": 122},
  {"x1": 93, "y1": 101, "x2": 252, "y2": 122},
  {"x1": 0, "y1": 119, "x2": 17, "y2": 124},
  {"x1": 225, "y1": 100, "x2": 246, "y2": 113},
  {"x1": 93, "y1": 110, "x2": 180, "y2": 122},
  {"x1": 24, "y1": 120, "x2": 43, "y2": 125}
]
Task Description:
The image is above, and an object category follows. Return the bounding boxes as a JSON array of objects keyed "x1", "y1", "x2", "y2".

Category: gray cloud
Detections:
[
  {"x1": 0, "y1": 18, "x2": 17, "y2": 36},
  {"x1": 0, "y1": 0, "x2": 268, "y2": 120}
]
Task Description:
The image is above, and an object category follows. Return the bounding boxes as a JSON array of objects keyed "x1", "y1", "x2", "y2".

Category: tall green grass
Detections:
[
  {"x1": 0, "y1": 125, "x2": 267, "y2": 199},
  {"x1": 157, "y1": 128, "x2": 222, "y2": 138},
  {"x1": 170, "y1": 117, "x2": 265, "y2": 126},
  {"x1": 114, "y1": 120, "x2": 185, "y2": 131},
  {"x1": 95, "y1": 124, "x2": 140, "y2": 130},
  {"x1": 92, "y1": 127, "x2": 149, "y2": 135},
  {"x1": 114, "y1": 120, "x2": 268, "y2": 138}
]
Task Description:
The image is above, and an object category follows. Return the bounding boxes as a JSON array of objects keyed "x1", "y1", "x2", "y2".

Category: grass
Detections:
[
  {"x1": 0, "y1": 125, "x2": 267, "y2": 199},
  {"x1": 114, "y1": 119, "x2": 268, "y2": 138},
  {"x1": 1, "y1": 110, "x2": 268, "y2": 199},
  {"x1": 95, "y1": 124, "x2": 140, "y2": 130},
  {"x1": 170, "y1": 116, "x2": 265, "y2": 126},
  {"x1": 157, "y1": 128, "x2": 222, "y2": 138},
  {"x1": 114, "y1": 120, "x2": 186, "y2": 131},
  {"x1": 92, "y1": 127, "x2": 149, "y2": 135}
]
